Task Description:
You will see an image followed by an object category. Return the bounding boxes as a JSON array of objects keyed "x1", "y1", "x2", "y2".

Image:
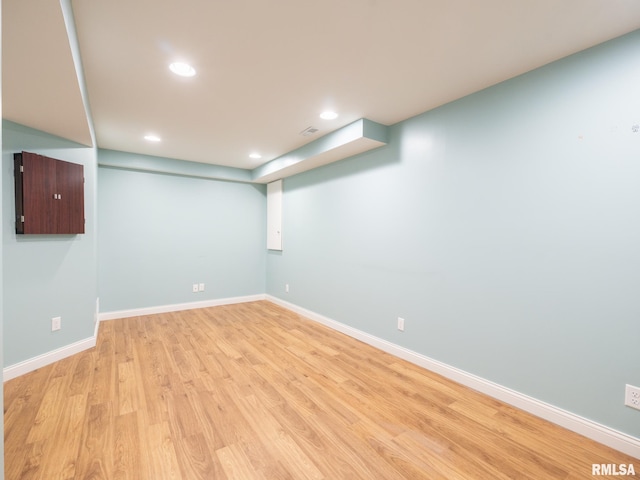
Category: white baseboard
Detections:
[
  {"x1": 98, "y1": 294, "x2": 267, "y2": 321},
  {"x1": 4, "y1": 294, "x2": 266, "y2": 382},
  {"x1": 3, "y1": 336, "x2": 96, "y2": 382},
  {"x1": 6, "y1": 293, "x2": 638, "y2": 459},
  {"x1": 265, "y1": 295, "x2": 640, "y2": 460}
]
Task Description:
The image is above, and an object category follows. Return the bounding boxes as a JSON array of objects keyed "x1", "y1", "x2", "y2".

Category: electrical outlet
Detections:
[
  {"x1": 397, "y1": 317, "x2": 405, "y2": 332},
  {"x1": 285, "y1": 284, "x2": 289, "y2": 293},
  {"x1": 52, "y1": 316, "x2": 61, "y2": 331},
  {"x1": 198, "y1": 283, "x2": 205, "y2": 292},
  {"x1": 625, "y1": 384, "x2": 640, "y2": 410},
  {"x1": 192, "y1": 283, "x2": 199, "y2": 293}
]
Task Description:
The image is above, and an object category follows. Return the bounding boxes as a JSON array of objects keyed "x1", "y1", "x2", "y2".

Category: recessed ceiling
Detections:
[
  {"x1": 4, "y1": 0, "x2": 640, "y2": 170},
  {"x1": 2, "y1": 0, "x2": 92, "y2": 146}
]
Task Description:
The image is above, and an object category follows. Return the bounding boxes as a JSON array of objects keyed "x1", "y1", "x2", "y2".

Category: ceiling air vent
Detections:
[{"x1": 300, "y1": 126, "x2": 319, "y2": 136}]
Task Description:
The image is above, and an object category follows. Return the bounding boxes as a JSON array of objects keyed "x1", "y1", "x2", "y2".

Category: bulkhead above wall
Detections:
[{"x1": 97, "y1": 119, "x2": 389, "y2": 185}]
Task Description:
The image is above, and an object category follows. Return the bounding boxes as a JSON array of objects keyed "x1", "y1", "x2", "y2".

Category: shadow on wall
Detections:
[
  {"x1": 284, "y1": 139, "x2": 400, "y2": 192},
  {"x1": 3, "y1": 120, "x2": 88, "y2": 151}
]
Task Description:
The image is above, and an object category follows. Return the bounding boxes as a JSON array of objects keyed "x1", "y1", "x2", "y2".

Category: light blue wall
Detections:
[
  {"x1": 99, "y1": 148, "x2": 252, "y2": 183},
  {"x1": 2, "y1": 121, "x2": 98, "y2": 367},
  {"x1": 267, "y1": 30, "x2": 640, "y2": 438},
  {"x1": 98, "y1": 153, "x2": 266, "y2": 312}
]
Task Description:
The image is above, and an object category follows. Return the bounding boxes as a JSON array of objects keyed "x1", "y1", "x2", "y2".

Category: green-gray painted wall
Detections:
[
  {"x1": 266, "y1": 30, "x2": 640, "y2": 438},
  {"x1": 2, "y1": 121, "x2": 98, "y2": 367},
  {"x1": 97, "y1": 156, "x2": 266, "y2": 312}
]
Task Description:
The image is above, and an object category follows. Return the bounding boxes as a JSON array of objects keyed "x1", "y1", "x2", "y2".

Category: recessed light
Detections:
[
  {"x1": 144, "y1": 134, "x2": 161, "y2": 142},
  {"x1": 169, "y1": 62, "x2": 196, "y2": 77},
  {"x1": 320, "y1": 111, "x2": 338, "y2": 120},
  {"x1": 249, "y1": 153, "x2": 262, "y2": 159}
]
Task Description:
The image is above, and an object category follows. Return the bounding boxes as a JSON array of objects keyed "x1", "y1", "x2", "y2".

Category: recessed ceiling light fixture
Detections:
[
  {"x1": 144, "y1": 134, "x2": 161, "y2": 142},
  {"x1": 169, "y1": 62, "x2": 196, "y2": 77},
  {"x1": 249, "y1": 153, "x2": 262, "y2": 159},
  {"x1": 320, "y1": 111, "x2": 338, "y2": 120}
]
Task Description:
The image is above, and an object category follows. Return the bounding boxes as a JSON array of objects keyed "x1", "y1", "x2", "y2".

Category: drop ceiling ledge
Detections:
[
  {"x1": 251, "y1": 118, "x2": 389, "y2": 184},
  {"x1": 97, "y1": 119, "x2": 389, "y2": 185}
]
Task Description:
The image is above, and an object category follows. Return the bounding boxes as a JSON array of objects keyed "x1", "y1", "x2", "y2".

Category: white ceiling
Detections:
[
  {"x1": 4, "y1": 0, "x2": 640, "y2": 170},
  {"x1": 2, "y1": 0, "x2": 91, "y2": 147}
]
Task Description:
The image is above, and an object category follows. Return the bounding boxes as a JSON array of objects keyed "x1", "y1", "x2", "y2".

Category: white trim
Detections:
[
  {"x1": 3, "y1": 337, "x2": 96, "y2": 382},
  {"x1": 94, "y1": 296, "x2": 100, "y2": 338},
  {"x1": 265, "y1": 295, "x2": 640, "y2": 460},
  {"x1": 98, "y1": 294, "x2": 266, "y2": 321},
  {"x1": 4, "y1": 294, "x2": 266, "y2": 382},
  {"x1": 6, "y1": 293, "x2": 638, "y2": 458},
  {"x1": 94, "y1": 313, "x2": 101, "y2": 339}
]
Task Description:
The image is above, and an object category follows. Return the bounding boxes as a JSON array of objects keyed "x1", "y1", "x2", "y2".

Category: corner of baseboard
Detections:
[
  {"x1": 3, "y1": 336, "x2": 96, "y2": 382},
  {"x1": 4, "y1": 294, "x2": 270, "y2": 383},
  {"x1": 98, "y1": 293, "x2": 267, "y2": 321}
]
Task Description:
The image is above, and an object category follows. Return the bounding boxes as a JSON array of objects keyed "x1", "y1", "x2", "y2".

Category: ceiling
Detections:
[{"x1": 4, "y1": 0, "x2": 640, "y2": 171}]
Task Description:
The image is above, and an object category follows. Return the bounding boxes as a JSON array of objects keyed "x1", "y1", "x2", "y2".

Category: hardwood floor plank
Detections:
[
  {"x1": 173, "y1": 432, "x2": 221, "y2": 480},
  {"x1": 216, "y1": 444, "x2": 262, "y2": 480},
  {"x1": 268, "y1": 402, "x2": 365, "y2": 479},
  {"x1": 190, "y1": 388, "x2": 243, "y2": 450},
  {"x1": 17, "y1": 440, "x2": 45, "y2": 480},
  {"x1": 113, "y1": 412, "x2": 141, "y2": 480},
  {"x1": 304, "y1": 410, "x2": 408, "y2": 480},
  {"x1": 131, "y1": 333, "x2": 170, "y2": 426},
  {"x1": 232, "y1": 393, "x2": 324, "y2": 480},
  {"x1": 36, "y1": 393, "x2": 87, "y2": 480},
  {"x1": 166, "y1": 389, "x2": 202, "y2": 440},
  {"x1": 391, "y1": 430, "x2": 470, "y2": 480},
  {"x1": 145, "y1": 421, "x2": 182, "y2": 480},
  {"x1": 4, "y1": 301, "x2": 638, "y2": 479},
  {"x1": 117, "y1": 361, "x2": 140, "y2": 416},
  {"x1": 75, "y1": 402, "x2": 114, "y2": 480},
  {"x1": 88, "y1": 328, "x2": 117, "y2": 407},
  {"x1": 25, "y1": 377, "x2": 66, "y2": 444},
  {"x1": 3, "y1": 366, "x2": 50, "y2": 446},
  {"x1": 253, "y1": 363, "x2": 321, "y2": 418}
]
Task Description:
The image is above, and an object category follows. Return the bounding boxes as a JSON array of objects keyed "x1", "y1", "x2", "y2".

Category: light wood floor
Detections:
[{"x1": 4, "y1": 301, "x2": 637, "y2": 479}]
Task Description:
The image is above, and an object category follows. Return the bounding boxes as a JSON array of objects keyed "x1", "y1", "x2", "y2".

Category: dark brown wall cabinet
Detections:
[{"x1": 14, "y1": 151, "x2": 85, "y2": 234}]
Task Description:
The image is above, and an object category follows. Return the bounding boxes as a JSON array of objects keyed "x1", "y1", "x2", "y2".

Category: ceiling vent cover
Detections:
[{"x1": 300, "y1": 126, "x2": 319, "y2": 136}]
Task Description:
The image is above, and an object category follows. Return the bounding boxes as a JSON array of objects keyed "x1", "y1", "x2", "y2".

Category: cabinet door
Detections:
[
  {"x1": 56, "y1": 160, "x2": 85, "y2": 234},
  {"x1": 15, "y1": 151, "x2": 85, "y2": 235},
  {"x1": 20, "y1": 152, "x2": 57, "y2": 234},
  {"x1": 267, "y1": 180, "x2": 283, "y2": 250}
]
